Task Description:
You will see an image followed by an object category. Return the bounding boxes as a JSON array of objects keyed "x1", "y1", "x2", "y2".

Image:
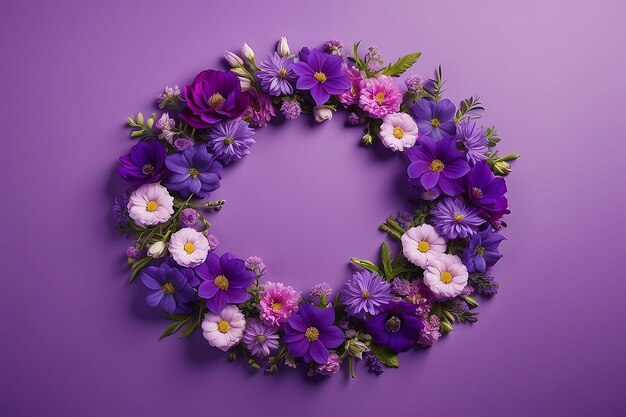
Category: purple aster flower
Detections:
[
  {"x1": 118, "y1": 140, "x2": 167, "y2": 185},
  {"x1": 207, "y1": 234, "x2": 219, "y2": 250},
  {"x1": 179, "y1": 208, "x2": 199, "y2": 228},
  {"x1": 243, "y1": 89, "x2": 275, "y2": 127},
  {"x1": 292, "y1": 48, "x2": 351, "y2": 106},
  {"x1": 466, "y1": 161, "x2": 509, "y2": 222},
  {"x1": 256, "y1": 52, "x2": 298, "y2": 96},
  {"x1": 206, "y1": 118, "x2": 256, "y2": 165},
  {"x1": 173, "y1": 137, "x2": 194, "y2": 151},
  {"x1": 126, "y1": 246, "x2": 140, "y2": 261},
  {"x1": 180, "y1": 69, "x2": 249, "y2": 128},
  {"x1": 407, "y1": 136, "x2": 470, "y2": 196},
  {"x1": 242, "y1": 318, "x2": 280, "y2": 358},
  {"x1": 404, "y1": 74, "x2": 424, "y2": 92},
  {"x1": 411, "y1": 98, "x2": 457, "y2": 140},
  {"x1": 431, "y1": 196, "x2": 485, "y2": 239},
  {"x1": 311, "y1": 282, "x2": 332, "y2": 298},
  {"x1": 195, "y1": 252, "x2": 255, "y2": 314},
  {"x1": 456, "y1": 119, "x2": 488, "y2": 164},
  {"x1": 366, "y1": 302, "x2": 423, "y2": 353},
  {"x1": 462, "y1": 228, "x2": 505, "y2": 273},
  {"x1": 164, "y1": 144, "x2": 222, "y2": 199},
  {"x1": 342, "y1": 271, "x2": 393, "y2": 319},
  {"x1": 364, "y1": 352, "x2": 385, "y2": 375},
  {"x1": 280, "y1": 99, "x2": 302, "y2": 120},
  {"x1": 112, "y1": 190, "x2": 131, "y2": 226},
  {"x1": 140, "y1": 260, "x2": 200, "y2": 314},
  {"x1": 283, "y1": 304, "x2": 345, "y2": 364}
]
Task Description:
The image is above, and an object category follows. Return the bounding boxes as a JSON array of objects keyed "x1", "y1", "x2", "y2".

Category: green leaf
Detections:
[
  {"x1": 351, "y1": 257, "x2": 383, "y2": 276},
  {"x1": 159, "y1": 320, "x2": 186, "y2": 340},
  {"x1": 383, "y1": 52, "x2": 421, "y2": 76},
  {"x1": 369, "y1": 344, "x2": 399, "y2": 368},
  {"x1": 379, "y1": 242, "x2": 393, "y2": 279},
  {"x1": 130, "y1": 256, "x2": 152, "y2": 282}
]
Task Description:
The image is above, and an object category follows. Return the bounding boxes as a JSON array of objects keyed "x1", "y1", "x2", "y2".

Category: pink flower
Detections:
[
  {"x1": 358, "y1": 76, "x2": 402, "y2": 118},
  {"x1": 338, "y1": 66, "x2": 363, "y2": 106},
  {"x1": 258, "y1": 281, "x2": 300, "y2": 326},
  {"x1": 379, "y1": 112, "x2": 419, "y2": 152},
  {"x1": 243, "y1": 89, "x2": 275, "y2": 127},
  {"x1": 418, "y1": 315, "x2": 441, "y2": 346},
  {"x1": 309, "y1": 352, "x2": 341, "y2": 376}
]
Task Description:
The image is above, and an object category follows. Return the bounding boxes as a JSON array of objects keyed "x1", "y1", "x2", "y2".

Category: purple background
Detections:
[{"x1": 2, "y1": 0, "x2": 626, "y2": 416}]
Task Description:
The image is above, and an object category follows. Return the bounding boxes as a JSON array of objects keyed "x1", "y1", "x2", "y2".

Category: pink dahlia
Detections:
[
  {"x1": 258, "y1": 281, "x2": 300, "y2": 326},
  {"x1": 338, "y1": 65, "x2": 363, "y2": 106},
  {"x1": 243, "y1": 89, "x2": 275, "y2": 127},
  {"x1": 358, "y1": 76, "x2": 402, "y2": 118}
]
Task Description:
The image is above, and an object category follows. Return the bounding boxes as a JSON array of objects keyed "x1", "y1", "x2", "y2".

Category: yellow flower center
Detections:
[
  {"x1": 142, "y1": 164, "x2": 155, "y2": 175},
  {"x1": 146, "y1": 200, "x2": 158, "y2": 212},
  {"x1": 305, "y1": 326, "x2": 320, "y2": 342},
  {"x1": 184, "y1": 242, "x2": 195, "y2": 254},
  {"x1": 214, "y1": 275, "x2": 229, "y2": 290},
  {"x1": 279, "y1": 68, "x2": 288, "y2": 77},
  {"x1": 392, "y1": 126, "x2": 404, "y2": 139},
  {"x1": 224, "y1": 137, "x2": 234, "y2": 145},
  {"x1": 440, "y1": 271, "x2": 453, "y2": 284},
  {"x1": 271, "y1": 302, "x2": 283, "y2": 311},
  {"x1": 362, "y1": 290, "x2": 370, "y2": 299},
  {"x1": 313, "y1": 72, "x2": 327, "y2": 83},
  {"x1": 256, "y1": 334, "x2": 266, "y2": 343},
  {"x1": 417, "y1": 240, "x2": 430, "y2": 253},
  {"x1": 162, "y1": 282, "x2": 175, "y2": 294},
  {"x1": 189, "y1": 168, "x2": 199, "y2": 177},
  {"x1": 217, "y1": 320, "x2": 230, "y2": 333},
  {"x1": 454, "y1": 213, "x2": 464, "y2": 222},
  {"x1": 385, "y1": 316, "x2": 402, "y2": 333},
  {"x1": 476, "y1": 246, "x2": 485, "y2": 256},
  {"x1": 429, "y1": 159, "x2": 445, "y2": 172},
  {"x1": 430, "y1": 118, "x2": 441, "y2": 128},
  {"x1": 375, "y1": 91, "x2": 385, "y2": 104},
  {"x1": 208, "y1": 93, "x2": 225, "y2": 109}
]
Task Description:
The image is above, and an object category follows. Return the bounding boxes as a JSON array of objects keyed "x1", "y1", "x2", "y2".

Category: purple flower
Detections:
[
  {"x1": 411, "y1": 98, "x2": 456, "y2": 140},
  {"x1": 164, "y1": 144, "x2": 222, "y2": 199},
  {"x1": 292, "y1": 48, "x2": 351, "y2": 106},
  {"x1": 462, "y1": 228, "x2": 505, "y2": 273},
  {"x1": 456, "y1": 119, "x2": 488, "y2": 164},
  {"x1": 347, "y1": 112, "x2": 364, "y2": 125},
  {"x1": 140, "y1": 261, "x2": 199, "y2": 314},
  {"x1": 256, "y1": 52, "x2": 298, "y2": 96},
  {"x1": 126, "y1": 246, "x2": 140, "y2": 261},
  {"x1": 324, "y1": 39, "x2": 344, "y2": 55},
  {"x1": 180, "y1": 69, "x2": 249, "y2": 129},
  {"x1": 366, "y1": 302, "x2": 423, "y2": 353},
  {"x1": 342, "y1": 271, "x2": 393, "y2": 319},
  {"x1": 404, "y1": 74, "x2": 424, "y2": 92},
  {"x1": 112, "y1": 190, "x2": 131, "y2": 226},
  {"x1": 243, "y1": 89, "x2": 275, "y2": 127},
  {"x1": 311, "y1": 352, "x2": 341, "y2": 376},
  {"x1": 206, "y1": 118, "x2": 256, "y2": 165},
  {"x1": 364, "y1": 352, "x2": 385, "y2": 375},
  {"x1": 118, "y1": 140, "x2": 167, "y2": 185},
  {"x1": 195, "y1": 252, "x2": 256, "y2": 314},
  {"x1": 432, "y1": 196, "x2": 485, "y2": 239},
  {"x1": 179, "y1": 208, "x2": 199, "y2": 228},
  {"x1": 207, "y1": 234, "x2": 219, "y2": 250},
  {"x1": 242, "y1": 318, "x2": 280, "y2": 358},
  {"x1": 407, "y1": 136, "x2": 470, "y2": 196},
  {"x1": 311, "y1": 282, "x2": 332, "y2": 298},
  {"x1": 418, "y1": 315, "x2": 441, "y2": 346},
  {"x1": 173, "y1": 137, "x2": 194, "y2": 151},
  {"x1": 466, "y1": 161, "x2": 509, "y2": 221},
  {"x1": 245, "y1": 256, "x2": 266, "y2": 273},
  {"x1": 283, "y1": 304, "x2": 345, "y2": 364},
  {"x1": 280, "y1": 99, "x2": 302, "y2": 120}
]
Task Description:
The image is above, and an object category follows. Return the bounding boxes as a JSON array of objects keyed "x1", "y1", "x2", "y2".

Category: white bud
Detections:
[
  {"x1": 224, "y1": 50, "x2": 244, "y2": 67},
  {"x1": 238, "y1": 76, "x2": 253, "y2": 91},
  {"x1": 277, "y1": 37, "x2": 290, "y2": 57},
  {"x1": 147, "y1": 241, "x2": 167, "y2": 258},
  {"x1": 242, "y1": 43, "x2": 255, "y2": 61},
  {"x1": 230, "y1": 66, "x2": 249, "y2": 78},
  {"x1": 313, "y1": 105, "x2": 335, "y2": 123}
]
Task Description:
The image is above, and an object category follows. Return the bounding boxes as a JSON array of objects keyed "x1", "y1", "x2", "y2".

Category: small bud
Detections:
[
  {"x1": 440, "y1": 320, "x2": 453, "y2": 333},
  {"x1": 147, "y1": 241, "x2": 167, "y2": 258},
  {"x1": 242, "y1": 43, "x2": 255, "y2": 61},
  {"x1": 313, "y1": 105, "x2": 335, "y2": 123},
  {"x1": 224, "y1": 50, "x2": 244, "y2": 67},
  {"x1": 361, "y1": 132, "x2": 374, "y2": 145},
  {"x1": 230, "y1": 66, "x2": 249, "y2": 78},
  {"x1": 493, "y1": 160, "x2": 512, "y2": 176},
  {"x1": 277, "y1": 37, "x2": 290, "y2": 57}
]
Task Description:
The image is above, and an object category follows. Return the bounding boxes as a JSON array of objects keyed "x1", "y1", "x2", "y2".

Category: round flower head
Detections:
[
  {"x1": 258, "y1": 282, "x2": 300, "y2": 326},
  {"x1": 243, "y1": 89, "x2": 275, "y2": 127},
  {"x1": 140, "y1": 260, "x2": 200, "y2": 314},
  {"x1": 431, "y1": 196, "x2": 485, "y2": 239},
  {"x1": 168, "y1": 227, "x2": 210, "y2": 268},
  {"x1": 461, "y1": 228, "x2": 505, "y2": 273},
  {"x1": 202, "y1": 305, "x2": 246, "y2": 351},
  {"x1": 466, "y1": 161, "x2": 509, "y2": 221},
  {"x1": 245, "y1": 256, "x2": 266, "y2": 273},
  {"x1": 380, "y1": 112, "x2": 419, "y2": 152},
  {"x1": 456, "y1": 118, "x2": 488, "y2": 164},
  {"x1": 256, "y1": 52, "x2": 298, "y2": 96},
  {"x1": 165, "y1": 144, "x2": 223, "y2": 200},
  {"x1": 366, "y1": 302, "x2": 423, "y2": 353},
  {"x1": 179, "y1": 208, "x2": 199, "y2": 228},
  {"x1": 404, "y1": 74, "x2": 424, "y2": 92},
  {"x1": 292, "y1": 48, "x2": 351, "y2": 106},
  {"x1": 358, "y1": 76, "x2": 402, "y2": 118},
  {"x1": 342, "y1": 271, "x2": 393, "y2": 319},
  {"x1": 242, "y1": 318, "x2": 280, "y2": 357},
  {"x1": 206, "y1": 118, "x2": 256, "y2": 165},
  {"x1": 401, "y1": 224, "x2": 447, "y2": 268},
  {"x1": 423, "y1": 253, "x2": 468, "y2": 300},
  {"x1": 411, "y1": 98, "x2": 457, "y2": 140},
  {"x1": 118, "y1": 140, "x2": 167, "y2": 185},
  {"x1": 338, "y1": 65, "x2": 363, "y2": 106},
  {"x1": 312, "y1": 352, "x2": 341, "y2": 376},
  {"x1": 127, "y1": 183, "x2": 174, "y2": 227},
  {"x1": 280, "y1": 99, "x2": 302, "y2": 119}
]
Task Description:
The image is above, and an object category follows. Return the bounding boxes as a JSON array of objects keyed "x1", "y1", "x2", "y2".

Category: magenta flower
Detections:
[
  {"x1": 293, "y1": 48, "x2": 350, "y2": 106},
  {"x1": 338, "y1": 65, "x2": 363, "y2": 106},
  {"x1": 358, "y1": 76, "x2": 402, "y2": 118},
  {"x1": 258, "y1": 282, "x2": 300, "y2": 326},
  {"x1": 243, "y1": 89, "x2": 275, "y2": 127}
]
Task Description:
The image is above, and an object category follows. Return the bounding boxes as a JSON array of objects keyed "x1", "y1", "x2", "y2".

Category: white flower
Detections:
[
  {"x1": 238, "y1": 76, "x2": 253, "y2": 92},
  {"x1": 242, "y1": 43, "x2": 255, "y2": 61},
  {"x1": 277, "y1": 36, "x2": 290, "y2": 57},
  {"x1": 168, "y1": 227, "x2": 209, "y2": 267},
  {"x1": 127, "y1": 183, "x2": 174, "y2": 227},
  {"x1": 401, "y1": 224, "x2": 447, "y2": 268},
  {"x1": 147, "y1": 241, "x2": 167, "y2": 258},
  {"x1": 423, "y1": 253, "x2": 468, "y2": 300},
  {"x1": 313, "y1": 105, "x2": 335, "y2": 123},
  {"x1": 379, "y1": 112, "x2": 419, "y2": 151},
  {"x1": 202, "y1": 305, "x2": 246, "y2": 351},
  {"x1": 224, "y1": 50, "x2": 244, "y2": 67}
]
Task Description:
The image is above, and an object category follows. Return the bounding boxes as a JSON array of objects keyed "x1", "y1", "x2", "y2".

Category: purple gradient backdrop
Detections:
[{"x1": 2, "y1": 0, "x2": 625, "y2": 416}]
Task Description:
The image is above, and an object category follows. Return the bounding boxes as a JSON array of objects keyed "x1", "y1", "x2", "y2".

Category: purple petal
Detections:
[
  {"x1": 308, "y1": 340, "x2": 329, "y2": 364},
  {"x1": 420, "y1": 171, "x2": 439, "y2": 189},
  {"x1": 287, "y1": 338, "x2": 309, "y2": 358},
  {"x1": 407, "y1": 160, "x2": 430, "y2": 178},
  {"x1": 318, "y1": 326, "x2": 344, "y2": 348}
]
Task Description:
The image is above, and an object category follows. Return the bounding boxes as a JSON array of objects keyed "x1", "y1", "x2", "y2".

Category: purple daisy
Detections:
[
  {"x1": 292, "y1": 48, "x2": 351, "y2": 106},
  {"x1": 342, "y1": 271, "x2": 393, "y2": 319},
  {"x1": 467, "y1": 161, "x2": 509, "y2": 222},
  {"x1": 283, "y1": 304, "x2": 344, "y2": 364},
  {"x1": 118, "y1": 140, "x2": 167, "y2": 185},
  {"x1": 431, "y1": 196, "x2": 485, "y2": 239},
  {"x1": 256, "y1": 52, "x2": 298, "y2": 96},
  {"x1": 462, "y1": 228, "x2": 505, "y2": 273},
  {"x1": 140, "y1": 260, "x2": 200, "y2": 314},
  {"x1": 164, "y1": 144, "x2": 222, "y2": 199},
  {"x1": 242, "y1": 318, "x2": 280, "y2": 358},
  {"x1": 195, "y1": 252, "x2": 256, "y2": 314},
  {"x1": 366, "y1": 302, "x2": 423, "y2": 353},
  {"x1": 206, "y1": 118, "x2": 256, "y2": 165},
  {"x1": 407, "y1": 135, "x2": 470, "y2": 196},
  {"x1": 411, "y1": 98, "x2": 457, "y2": 140},
  {"x1": 456, "y1": 119, "x2": 488, "y2": 164}
]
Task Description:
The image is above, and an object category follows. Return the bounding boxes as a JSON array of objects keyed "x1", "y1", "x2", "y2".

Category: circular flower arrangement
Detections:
[{"x1": 114, "y1": 38, "x2": 520, "y2": 378}]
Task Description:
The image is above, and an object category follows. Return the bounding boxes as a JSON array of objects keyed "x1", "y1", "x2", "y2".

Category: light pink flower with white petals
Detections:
[
  {"x1": 380, "y1": 112, "x2": 419, "y2": 152},
  {"x1": 401, "y1": 224, "x2": 447, "y2": 268},
  {"x1": 423, "y1": 254, "x2": 468, "y2": 300},
  {"x1": 202, "y1": 305, "x2": 245, "y2": 351},
  {"x1": 127, "y1": 183, "x2": 174, "y2": 227},
  {"x1": 168, "y1": 227, "x2": 209, "y2": 267}
]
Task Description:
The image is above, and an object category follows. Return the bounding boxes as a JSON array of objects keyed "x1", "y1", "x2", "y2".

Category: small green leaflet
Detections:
[{"x1": 383, "y1": 52, "x2": 422, "y2": 76}]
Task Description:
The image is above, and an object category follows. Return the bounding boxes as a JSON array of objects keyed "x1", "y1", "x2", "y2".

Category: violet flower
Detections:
[
  {"x1": 164, "y1": 144, "x2": 222, "y2": 199},
  {"x1": 292, "y1": 48, "x2": 350, "y2": 106},
  {"x1": 411, "y1": 98, "x2": 457, "y2": 140}
]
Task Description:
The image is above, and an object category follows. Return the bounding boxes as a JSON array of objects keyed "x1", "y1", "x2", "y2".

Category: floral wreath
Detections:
[{"x1": 114, "y1": 38, "x2": 519, "y2": 378}]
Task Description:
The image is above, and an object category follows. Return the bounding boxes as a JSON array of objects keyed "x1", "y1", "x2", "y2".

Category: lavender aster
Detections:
[
  {"x1": 242, "y1": 318, "x2": 280, "y2": 357},
  {"x1": 179, "y1": 208, "x2": 199, "y2": 228},
  {"x1": 462, "y1": 228, "x2": 505, "y2": 273},
  {"x1": 280, "y1": 99, "x2": 302, "y2": 120},
  {"x1": 311, "y1": 282, "x2": 332, "y2": 298},
  {"x1": 456, "y1": 119, "x2": 488, "y2": 164},
  {"x1": 342, "y1": 271, "x2": 393, "y2": 319},
  {"x1": 206, "y1": 118, "x2": 256, "y2": 165},
  {"x1": 432, "y1": 196, "x2": 485, "y2": 239},
  {"x1": 256, "y1": 52, "x2": 298, "y2": 96}
]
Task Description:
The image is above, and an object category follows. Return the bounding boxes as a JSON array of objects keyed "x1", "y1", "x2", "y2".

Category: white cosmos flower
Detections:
[
  {"x1": 423, "y1": 253, "x2": 468, "y2": 300},
  {"x1": 202, "y1": 305, "x2": 246, "y2": 351},
  {"x1": 168, "y1": 227, "x2": 209, "y2": 268},
  {"x1": 127, "y1": 183, "x2": 174, "y2": 227},
  {"x1": 379, "y1": 112, "x2": 419, "y2": 152},
  {"x1": 401, "y1": 224, "x2": 447, "y2": 268}
]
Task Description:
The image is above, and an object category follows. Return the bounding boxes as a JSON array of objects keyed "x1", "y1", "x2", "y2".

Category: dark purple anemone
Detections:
[
  {"x1": 118, "y1": 140, "x2": 167, "y2": 185},
  {"x1": 366, "y1": 302, "x2": 423, "y2": 353},
  {"x1": 165, "y1": 144, "x2": 222, "y2": 199},
  {"x1": 466, "y1": 161, "x2": 509, "y2": 221},
  {"x1": 140, "y1": 260, "x2": 199, "y2": 314}
]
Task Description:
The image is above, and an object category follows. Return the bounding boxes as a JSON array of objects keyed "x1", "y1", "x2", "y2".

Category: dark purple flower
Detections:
[
  {"x1": 292, "y1": 48, "x2": 350, "y2": 106},
  {"x1": 195, "y1": 252, "x2": 256, "y2": 314},
  {"x1": 466, "y1": 161, "x2": 509, "y2": 221},
  {"x1": 256, "y1": 52, "x2": 298, "y2": 96},
  {"x1": 283, "y1": 304, "x2": 344, "y2": 364},
  {"x1": 180, "y1": 69, "x2": 249, "y2": 129},
  {"x1": 118, "y1": 140, "x2": 167, "y2": 185},
  {"x1": 366, "y1": 302, "x2": 423, "y2": 353},
  {"x1": 243, "y1": 89, "x2": 275, "y2": 127},
  {"x1": 364, "y1": 352, "x2": 385, "y2": 375},
  {"x1": 164, "y1": 144, "x2": 222, "y2": 199},
  {"x1": 140, "y1": 260, "x2": 200, "y2": 314},
  {"x1": 411, "y1": 98, "x2": 457, "y2": 140},
  {"x1": 112, "y1": 190, "x2": 131, "y2": 226},
  {"x1": 407, "y1": 136, "x2": 470, "y2": 196},
  {"x1": 431, "y1": 196, "x2": 485, "y2": 239},
  {"x1": 462, "y1": 228, "x2": 505, "y2": 273}
]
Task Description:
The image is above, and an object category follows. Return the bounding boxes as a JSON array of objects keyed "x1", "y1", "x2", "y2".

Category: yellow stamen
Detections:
[
  {"x1": 217, "y1": 320, "x2": 230, "y2": 333},
  {"x1": 454, "y1": 213, "x2": 464, "y2": 222},
  {"x1": 362, "y1": 290, "x2": 370, "y2": 299},
  {"x1": 146, "y1": 201, "x2": 158, "y2": 212},
  {"x1": 313, "y1": 72, "x2": 327, "y2": 83},
  {"x1": 272, "y1": 302, "x2": 283, "y2": 311},
  {"x1": 429, "y1": 159, "x2": 444, "y2": 172},
  {"x1": 208, "y1": 93, "x2": 225, "y2": 109},
  {"x1": 184, "y1": 242, "x2": 195, "y2": 254},
  {"x1": 214, "y1": 275, "x2": 229, "y2": 291},
  {"x1": 224, "y1": 137, "x2": 234, "y2": 145},
  {"x1": 430, "y1": 118, "x2": 441, "y2": 128},
  {"x1": 392, "y1": 126, "x2": 404, "y2": 139},
  {"x1": 305, "y1": 326, "x2": 319, "y2": 342},
  {"x1": 189, "y1": 168, "x2": 199, "y2": 177},
  {"x1": 375, "y1": 91, "x2": 385, "y2": 104},
  {"x1": 417, "y1": 240, "x2": 430, "y2": 253},
  {"x1": 476, "y1": 246, "x2": 485, "y2": 256},
  {"x1": 279, "y1": 68, "x2": 287, "y2": 77},
  {"x1": 162, "y1": 282, "x2": 175, "y2": 294},
  {"x1": 440, "y1": 271, "x2": 453, "y2": 284}
]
